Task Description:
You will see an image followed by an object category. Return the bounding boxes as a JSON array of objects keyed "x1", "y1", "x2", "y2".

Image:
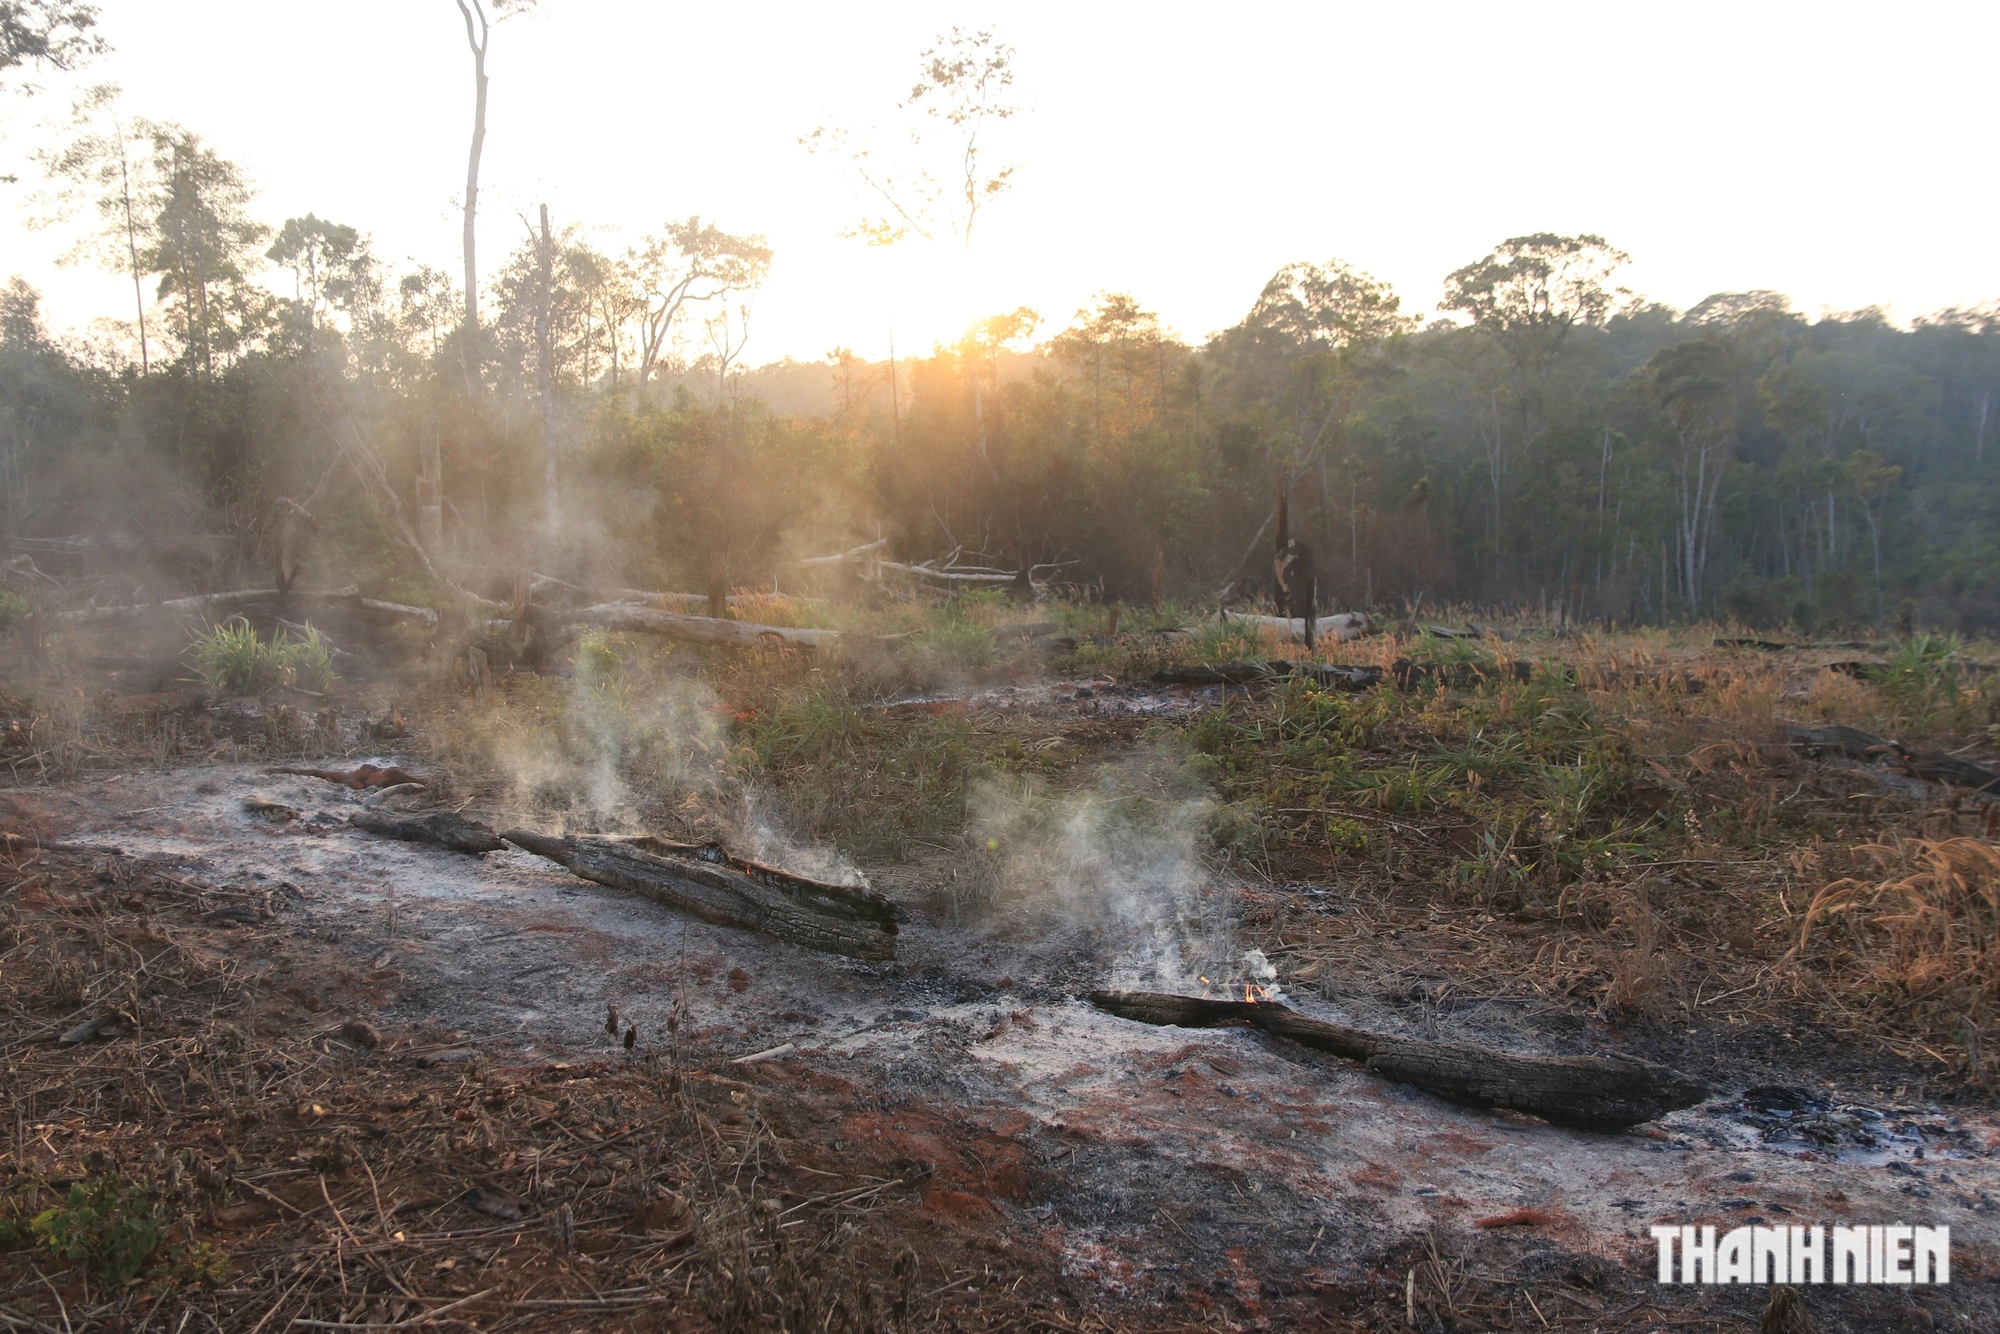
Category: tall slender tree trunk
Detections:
[
  {"x1": 537, "y1": 204, "x2": 559, "y2": 540},
  {"x1": 115, "y1": 134, "x2": 148, "y2": 375},
  {"x1": 456, "y1": 0, "x2": 488, "y2": 347}
]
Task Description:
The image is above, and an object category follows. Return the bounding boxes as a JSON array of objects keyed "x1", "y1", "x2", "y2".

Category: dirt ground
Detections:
[{"x1": 4, "y1": 655, "x2": 1999, "y2": 1332}]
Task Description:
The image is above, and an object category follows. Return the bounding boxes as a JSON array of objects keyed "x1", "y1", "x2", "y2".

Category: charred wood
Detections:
[
  {"x1": 502, "y1": 830, "x2": 899, "y2": 960},
  {"x1": 349, "y1": 810, "x2": 506, "y2": 855},
  {"x1": 1088, "y1": 990, "x2": 1708, "y2": 1131},
  {"x1": 1786, "y1": 723, "x2": 2000, "y2": 794}
]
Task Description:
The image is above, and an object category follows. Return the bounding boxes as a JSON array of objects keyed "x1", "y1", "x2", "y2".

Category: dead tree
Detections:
[{"x1": 1273, "y1": 486, "x2": 1316, "y2": 650}]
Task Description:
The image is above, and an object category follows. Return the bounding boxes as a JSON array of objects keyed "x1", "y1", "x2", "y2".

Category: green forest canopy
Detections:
[{"x1": 6, "y1": 134, "x2": 2000, "y2": 633}]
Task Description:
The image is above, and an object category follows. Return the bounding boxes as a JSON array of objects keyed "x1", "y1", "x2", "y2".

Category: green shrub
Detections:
[
  {"x1": 1874, "y1": 632, "x2": 1968, "y2": 731},
  {"x1": 29, "y1": 1175, "x2": 164, "y2": 1285},
  {"x1": 913, "y1": 621, "x2": 994, "y2": 668},
  {"x1": 188, "y1": 619, "x2": 338, "y2": 695},
  {"x1": 0, "y1": 588, "x2": 27, "y2": 630}
]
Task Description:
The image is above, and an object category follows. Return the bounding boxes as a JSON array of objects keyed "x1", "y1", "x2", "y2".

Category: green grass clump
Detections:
[
  {"x1": 188, "y1": 619, "x2": 337, "y2": 695},
  {"x1": 914, "y1": 620, "x2": 995, "y2": 669},
  {"x1": 1873, "y1": 633, "x2": 1979, "y2": 733}
]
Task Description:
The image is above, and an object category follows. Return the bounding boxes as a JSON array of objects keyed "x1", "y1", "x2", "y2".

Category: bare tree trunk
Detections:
[
  {"x1": 537, "y1": 203, "x2": 559, "y2": 540},
  {"x1": 455, "y1": 0, "x2": 488, "y2": 343},
  {"x1": 114, "y1": 126, "x2": 148, "y2": 375},
  {"x1": 417, "y1": 425, "x2": 443, "y2": 552}
]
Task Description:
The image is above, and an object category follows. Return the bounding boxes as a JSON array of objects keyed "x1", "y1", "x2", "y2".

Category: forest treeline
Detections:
[{"x1": 5, "y1": 120, "x2": 2000, "y2": 630}]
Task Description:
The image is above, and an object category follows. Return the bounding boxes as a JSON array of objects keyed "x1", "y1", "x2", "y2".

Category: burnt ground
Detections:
[{"x1": 3, "y1": 677, "x2": 1998, "y2": 1331}]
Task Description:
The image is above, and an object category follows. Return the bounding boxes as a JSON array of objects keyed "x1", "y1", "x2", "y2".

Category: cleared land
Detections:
[{"x1": 3, "y1": 603, "x2": 1998, "y2": 1332}]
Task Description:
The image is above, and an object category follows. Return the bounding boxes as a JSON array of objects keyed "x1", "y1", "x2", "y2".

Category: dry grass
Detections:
[
  {"x1": 1792, "y1": 837, "x2": 2000, "y2": 1081},
  {"x1": 0, "y1": 842, "x2": 1127, "y2": 1333}
]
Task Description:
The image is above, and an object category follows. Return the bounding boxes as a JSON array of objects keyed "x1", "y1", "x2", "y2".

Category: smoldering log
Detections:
[
  {"x1": 349, "y1": 811, "x2": 506, "y2": 855},
  {"x1": 611, "y1": 834, "x2": 907, "y2": 923},
  {"x1": 1088, "y1": 990, "x2": 1708, "y2": 1132},
  {"x1": 503, "y1": 830, "x2": 901, "y2": 961}
]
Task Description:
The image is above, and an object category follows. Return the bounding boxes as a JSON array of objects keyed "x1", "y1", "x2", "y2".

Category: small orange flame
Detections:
[
  {"x1": 1244, "y1": 983, "x2": 1274, "y2": 1004},
  {"x1": 1198, "y1": 975, "x2": 1213, "y2": 998}
]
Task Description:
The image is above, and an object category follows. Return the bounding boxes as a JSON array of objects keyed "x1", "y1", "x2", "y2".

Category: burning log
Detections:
[
  {"x1": 1088, "y1": 990, "x2": 1708, "y2": 1131},
  {"x1": 350, "y1": 810, "x2": 506, "y2": 855},
  {"x1": 503, "y1": 831, "x2": 903, "y2": 961}
]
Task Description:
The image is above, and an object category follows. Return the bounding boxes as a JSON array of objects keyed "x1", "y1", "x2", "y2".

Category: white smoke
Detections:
[
  {"x1": 493, "y1": 635, "x2": 731, "y2": 832},
  {"x1": 968, "y1": 755, "x2": 1237, "y2": 990}
]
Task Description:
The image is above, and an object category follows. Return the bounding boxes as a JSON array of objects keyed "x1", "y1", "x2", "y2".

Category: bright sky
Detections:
[{"x1": 2, "y1": 0, "x2": 1995, "y2": 364}]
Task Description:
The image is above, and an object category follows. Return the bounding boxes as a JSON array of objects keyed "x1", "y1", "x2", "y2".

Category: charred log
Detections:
[
  {"x1": 349, "y1": 810, "x2": 506, "y2": 855},
  {"x1": 1391, "y1": 658, "x2": 1538, "y2": 689},
  {"x1": 502, "y1": 830, "x2": 899, "y2": 961},
  {"x1": 1786, "y1": 723, "x2": 2000, "y2": 794},
  {"x1": 1088, "y1": 990, "x2": 1708, "y2": 1131}
]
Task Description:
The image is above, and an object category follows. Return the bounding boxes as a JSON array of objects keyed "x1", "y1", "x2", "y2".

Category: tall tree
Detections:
[
  {"x1": 1441, "y1": 233, "x2": 1629, "y2": 568},
  {"x1": 804, "y1": 28, "x2": 1024, "y2": 541},
  {"x1": 138, "y1": 125, "x2": 267, "y2": 377},
  {"x1": 33, "y1": 82, "x2": 152, "y2": 370},
  {"x1": 267, "y1": 214, "x2": 370, "y2": 338},
  {"x1": 803, "y1": 26, "x2": 1019, "y2": 252},
  {"x1": 450, "y1": 0, "x2": 536, "y2": 364},
  {"x1": 628, "y1": 218, "x2": 771, "y2": 386},
  {"x1": 1645, "y1": 336, "x2": 1741, "y2": 611},
  {"x1": 0, "y1": 0, "x2": 102, "y2": 93}
]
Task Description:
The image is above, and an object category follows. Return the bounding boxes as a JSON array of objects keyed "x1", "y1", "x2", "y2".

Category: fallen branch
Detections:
[
  {"x1": 503, "y1": 831, "x2": 900, "y2": 960},
  {"x1": 349, "y1": 811, "x2": 506, "y2": 855},
  {"x1": 57, "y1": 586, "x2": 439, "y2": 630},
  {"x1": 1219, "y1": 611, "x2": 1374, "y2": 642},
  {"x1": 1087, "y1": 990, "x2": 1708, "y2": 1131},
  {"x1": 555, "y1": 603, "x2": 840, "y2": 649},
  {"x1": 790, "y1": 537, "x2": 889, "y2": 568},
  {"x1": 59, "y1": 586, "x2": 352, "y2": 623}
]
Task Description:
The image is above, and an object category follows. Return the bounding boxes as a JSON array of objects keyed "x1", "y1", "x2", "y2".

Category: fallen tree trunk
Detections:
[
  {"x1": 58, "y1": 586, "x2": 438, "y2": 631},
  {"x1": 503, "y1": 830, "x2": 900, "y2": 961},
  {"x1": 791, "y1": 537, "x2": 889, "y2": 568},
  {"x1": 1392, "y1": 657, "x2": 1538, "y2": 689},
  {"x1": 610, "y1": 834, "x2": 907, "y2": 924},
  {"x1": 1221, "y1": 611, "x2": 1373, "y2": 642},
  {"x1": 349, "y1": 811, "x2": 506, "y2": 855},
  {"x1": 1153, "y1": 660, "x2": 1385, "y2": 690},
  {"x1": 58, "y1": 586, "x2": 351, "y2": 622},
  {"x1": 555, "y1": 603, "x2": 840, "y2": 649},
  {"x1": 1088, "y1": 990, "x2": 1708, "y2": 1131},
  {"x1": 1786, "y1": 723, "x2": 2000, "y2": 794}
]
